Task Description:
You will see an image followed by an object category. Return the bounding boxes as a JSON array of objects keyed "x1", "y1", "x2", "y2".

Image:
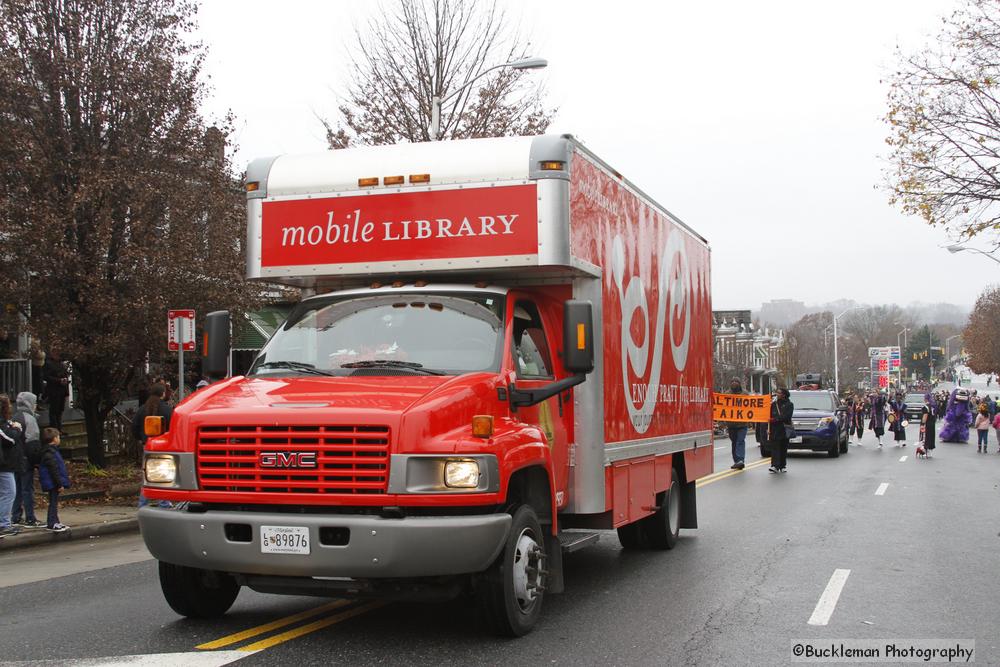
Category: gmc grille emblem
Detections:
[{"x1": 259, "y1": 451, "x2": 318, "y2": 469}]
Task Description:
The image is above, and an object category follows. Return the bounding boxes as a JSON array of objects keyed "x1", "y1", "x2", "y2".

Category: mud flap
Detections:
[
  {"x1": 544, "y1": 533, "x2": 564, "y2": 594},
  {"x1": 679, "y1": 478, "x2": 697, "y2": 529}
]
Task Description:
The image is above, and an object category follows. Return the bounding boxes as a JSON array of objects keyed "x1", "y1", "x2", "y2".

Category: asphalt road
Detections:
[{"x1": 2, "y1": 426, "x2": 997, "y2": 665}]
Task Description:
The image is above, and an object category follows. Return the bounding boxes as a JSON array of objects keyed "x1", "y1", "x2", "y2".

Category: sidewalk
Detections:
[{"x1": 0, "y1": 503, "x2": 139, "y2": 551}]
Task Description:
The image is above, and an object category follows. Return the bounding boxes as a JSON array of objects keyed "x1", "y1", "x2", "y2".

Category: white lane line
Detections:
[
  {"x1": 899, "y1": 455, "x2": 908, "y2": 462},
  {"x1": 714, "y1": 446, "x2": 727, "y2": 451},
  {"x1": 875, "y1": 482, "x2": 889, "y2": 496},
  {"x1": 808, "y1": 568, "x2": 851, "y2": 626}
]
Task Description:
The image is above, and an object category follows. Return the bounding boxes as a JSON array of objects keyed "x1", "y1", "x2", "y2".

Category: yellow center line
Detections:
[
  {"x1": 196, "y1": 599, "x2": 352, "y2": 650},
  {"x1": 238, "y1": 601, "x2": 387, "y2": 652},
  {"x1": 697, "y1": 458, "x2": 771, "y2": 487}
]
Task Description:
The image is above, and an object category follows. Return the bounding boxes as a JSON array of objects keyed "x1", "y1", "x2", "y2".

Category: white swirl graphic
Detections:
[{"x1": 611, "y1": 230, "x2": 691, "y2": 433}]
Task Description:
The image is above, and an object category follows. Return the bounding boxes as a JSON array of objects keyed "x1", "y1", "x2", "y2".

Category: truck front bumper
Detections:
[{"x1": 139, "y1": 506, "x2": 510, "y2": 579}]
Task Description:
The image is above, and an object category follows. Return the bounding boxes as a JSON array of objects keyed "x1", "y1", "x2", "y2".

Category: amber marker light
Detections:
[
  {"x1": 472, "y1": 415, "x2": 494, "y2": 438},
  {"x1": 577, "y1": 323, "x2": 586, "y2": 350},
  {"x1": 384, "y1": 175, "x2": 404, "y2": 186},
  {"x1": 246, "y1": 181, "x2": 260, "y2": 192},
  {"x1": 144, "y1": 416, "x2": 164, "y2": 437},
  {"x1": 539, "y1": 161, "x2": 564, "y2": 171},
  {"x1": 358, "y1": 177, "x2": 379, "y2": 187},
  {"x1": 409, "y1": 173, "x2": 430, "y2": 183}
]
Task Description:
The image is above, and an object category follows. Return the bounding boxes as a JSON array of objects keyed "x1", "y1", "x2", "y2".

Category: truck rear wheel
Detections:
[
  {"x1": 641, "y1": 468, "x2": 681, "y2": 550},
  {"x1": 158, "y1": 561, "x2": 240, "y2": 618},
  {"x1": 478, "y1": 505, "x2": 547, "y2": 637},
  {"x1": 616, "y1": 522, "x2": 645, "y2": 550}
]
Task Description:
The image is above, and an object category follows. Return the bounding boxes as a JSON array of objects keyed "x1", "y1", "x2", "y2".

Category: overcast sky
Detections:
[{"x1": 196, "y1": 0, "x2": 994, "y2": 309}]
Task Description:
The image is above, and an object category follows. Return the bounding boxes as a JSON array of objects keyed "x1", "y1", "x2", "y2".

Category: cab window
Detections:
[{"x1": 512, "y1": 301, "x2": 553, "y2": 379}]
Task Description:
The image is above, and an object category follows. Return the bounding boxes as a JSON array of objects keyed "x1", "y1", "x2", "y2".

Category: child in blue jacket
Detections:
[{"x1": 38, "y1": 428, "x2": 70, "y2": 532}]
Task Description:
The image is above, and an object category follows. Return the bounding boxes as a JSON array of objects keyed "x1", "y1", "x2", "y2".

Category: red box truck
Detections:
[{"x1": 139, "y1": 134, "x2": 714, "y2": 636}]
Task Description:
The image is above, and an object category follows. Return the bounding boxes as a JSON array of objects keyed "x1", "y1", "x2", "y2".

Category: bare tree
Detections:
[
  {"x1": 964, "y1": 286, "x2": 1000, "y2": 373},
  {"x1": 884, "y1": 0, "x2": 1000, "y2": 243},
  {"x1": 0, "y1": 0, "x2": 259, "y2": 466},
  {"x1": 323, "y1": 0, "x2": 555, "y2": 147}
]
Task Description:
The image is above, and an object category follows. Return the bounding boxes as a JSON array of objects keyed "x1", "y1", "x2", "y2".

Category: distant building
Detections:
[
  {"x1": 759, "y1": 299, "x2": 807, "y2": 327},
  {"x1": 713, "y1": 310, "x2": 788, "y2": 393}
]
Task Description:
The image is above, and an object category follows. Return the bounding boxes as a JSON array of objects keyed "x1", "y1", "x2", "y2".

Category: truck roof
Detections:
[{"x1": 245, "y1": 135, "x2": 708, "y2": 288}]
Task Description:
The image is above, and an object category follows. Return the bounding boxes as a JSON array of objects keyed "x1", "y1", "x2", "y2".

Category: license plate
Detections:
[
  {"x1": 789, "y1": 436, "x2": 803, "y2": 444},
  {"x1": 260, "y1": 526, "x2": 310, "y2": 555}
]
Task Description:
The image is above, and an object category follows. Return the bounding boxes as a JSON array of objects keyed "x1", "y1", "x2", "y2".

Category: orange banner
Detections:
[{"x1": 712, "y1": 393, "x2": 772, "y2": 423}]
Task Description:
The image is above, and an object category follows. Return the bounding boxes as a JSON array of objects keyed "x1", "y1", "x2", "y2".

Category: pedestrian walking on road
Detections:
[
  {"x1": 11, "y1": 392, "x2": 42, "y2": 528},
  {"x1": 726, "y1": 377, "x2": 750, "y2": 470},
  {"x1": 889, "y1": 392, "x2": 907, "y2": 447},
  {"x1": 38, "y1": 428, "x2": 70, "y2": 532},
  {"x1": 920, "y1": 393, "x2": 937, "y2": 458},
  {"x1": 975, "y1": 404, "x2": 991, "y2": 452},
  {"x1": 768, "y1": 388, "x2": 794, "y2": 473},
  {"x1": 849, "y1": 396, "x2": 866, "y2": 444},
  {"x1": 0, "y1": 394, "x2": 26, "y2": 538},
  {"x1": 869, "y1": 392, "x2": 888, "y2": 447}
]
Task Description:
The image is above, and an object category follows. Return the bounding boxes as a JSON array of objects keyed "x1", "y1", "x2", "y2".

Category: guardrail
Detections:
[{"x1": 0, "y1": 359, "x2": 31, "y2": 397}]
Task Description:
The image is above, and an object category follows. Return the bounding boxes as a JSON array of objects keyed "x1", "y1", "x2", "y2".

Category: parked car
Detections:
[{"x1": 761, "y1": 390, "x2": 848, "y2": 458}]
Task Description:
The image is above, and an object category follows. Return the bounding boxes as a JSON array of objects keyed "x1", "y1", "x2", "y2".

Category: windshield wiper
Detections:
[
  {"x1": 252, "y1": 361, "x2": 336, "y2": 377},
  {"x1": 340, "y1": 360, "x2": 446, "y2": 376}
]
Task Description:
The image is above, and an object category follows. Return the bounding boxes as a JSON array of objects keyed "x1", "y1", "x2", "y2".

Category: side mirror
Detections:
[
  {"x1": 563, "y1": 300, "x2": 594, "y2": 374},
  {"x1": 202, "y1": 310, "x2": 231, "y2": 379}
]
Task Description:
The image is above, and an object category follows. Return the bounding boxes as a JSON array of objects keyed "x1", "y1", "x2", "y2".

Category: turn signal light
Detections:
[
  {"x1": 384, "y1": 175, "x2": 404, "y2": 186},
  {"x1": 144, "y1": 416, "x2": 164, "y2": 437},
  {"x1": 472, "y1": 415, "x2": 494, "y2": 438},
  {"x1": 539, "y1": 161, "x2": 565, "y2": 171},
  {"x1": 358, "y1": 177, "x2": 379, "y2": 187},
  {"x1": 577, "y1": 323, "x2": 586, "y2": 350},
  {"x1": 246, "y1": 181, "x2": 260, "y2": 192},
  {"x1": 409, "y1": 173, "x2": 430, "y2": 183}
]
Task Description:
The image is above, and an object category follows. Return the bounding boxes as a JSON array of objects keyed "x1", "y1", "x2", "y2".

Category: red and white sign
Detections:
[
  {"x1": 168, "y1": 309, "x2": 196, "y2": 352},
  {"x1": 259, "y1": 184, "x2": 538, "y2": 268}
]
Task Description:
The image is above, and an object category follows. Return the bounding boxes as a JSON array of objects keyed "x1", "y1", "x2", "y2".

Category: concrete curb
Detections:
[{"x1": 0, "y1": 518, "x2": 139, "y2": 552}]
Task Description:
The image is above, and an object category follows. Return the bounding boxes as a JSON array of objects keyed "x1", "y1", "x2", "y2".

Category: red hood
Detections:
[{"x1": 179, "y1": 375, "x2": 456, "y2": 418}]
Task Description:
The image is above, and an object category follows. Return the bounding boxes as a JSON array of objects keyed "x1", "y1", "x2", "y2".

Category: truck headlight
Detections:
[
  {"x1": 145, "y1": 455, "x2": 177, "y2": 484},
  {"x1": 444, "y1": 460, "x2": 480, "y2": 488}
]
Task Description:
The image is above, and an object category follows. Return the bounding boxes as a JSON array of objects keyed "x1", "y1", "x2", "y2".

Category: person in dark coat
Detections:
[
  {"x1": 768, "y1": 388, "x2": 794, "y2": 473},
  {"x1": 725, "y1": 377, "x2": 751, "y2": 470},
  {"x1": 889, "y1": 392, "x2": 907, "y2": 446},
  {"x1": 42, "y1": 352, "x2": 70, "y2": 432},
  {"x1": 133, "y1": 384, "x2": 173, "y2": 508},
  {"x1": 920, "y1": 393, "x2": 937, "y2": 457},
  {"x1": 38, "y1": 427, "x2": 70, "y2": 531},
  {"x1": 0, "y1": 393, "x2": 26, "y2": 537},
  {"x1": 11, "y1": 392, "x2": 42, "y2": 527},
  {"x1": 869, "y1": 391, "x2": 888, "y2": 447}
]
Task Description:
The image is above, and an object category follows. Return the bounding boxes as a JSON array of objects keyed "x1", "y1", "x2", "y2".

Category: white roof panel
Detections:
[{"x1": 264, "y1": 136, "x2": 535, "y2": 196}]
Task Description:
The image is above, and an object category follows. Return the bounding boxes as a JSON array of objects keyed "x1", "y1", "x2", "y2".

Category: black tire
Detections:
[
  {"x1": 827, "y1": 440, "x2": 840, "y2": 458},
  {"x1": 616, "y1": 521, "x2": 646, "y2": 550},
  {"x1": 760, "y1": 444, "x2": 771, "y2": 457},
  {"x1": 478, "y1": 505, "x2": 547, "y2": 637},
  {"x1": 840, "y1": 435, "x2": 849, "y2": 454},
  {"x1": 641, "y1": 468, "x2": 681, "y2": 550},
  {"x1": 158, "y1": 561, "x2": 240, "y2": 618}
]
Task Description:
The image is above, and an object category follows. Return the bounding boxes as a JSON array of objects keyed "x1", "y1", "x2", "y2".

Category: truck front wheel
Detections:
[
  {"x1": 478, "y1": 505, "x2": 547, "y2": 637},
  {"x1": 159, "y1": 561, "x2": 240, "y2": 618}
]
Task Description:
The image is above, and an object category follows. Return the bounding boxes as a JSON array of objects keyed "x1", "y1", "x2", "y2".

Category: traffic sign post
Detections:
[{"x1": 168, "y1": 310, "x2": 196, "y2": 401}]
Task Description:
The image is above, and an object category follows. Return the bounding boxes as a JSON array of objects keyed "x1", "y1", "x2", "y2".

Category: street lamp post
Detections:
[
  {"x1": 428, "y1": 57, "x2": 547, "y2": 141},
  {"x1": 946, "y1": 244, "x2": 1000, "y2": 265},
  {"x1": 833, "y1": 306, "x2": 863, "y2": 397},
  {"x1": 945, "y1": 334, "x2": 961, "y2": 366}
]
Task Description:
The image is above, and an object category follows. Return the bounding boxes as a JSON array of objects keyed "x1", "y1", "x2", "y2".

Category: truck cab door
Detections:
[{"x1": 509, "y1": 297, "x2": 570, "y2": 508}]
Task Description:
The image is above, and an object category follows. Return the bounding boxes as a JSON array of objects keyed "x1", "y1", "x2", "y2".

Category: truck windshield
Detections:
[{"x1": 249, "y1": 293, "x2": 505, "y2": 377}]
